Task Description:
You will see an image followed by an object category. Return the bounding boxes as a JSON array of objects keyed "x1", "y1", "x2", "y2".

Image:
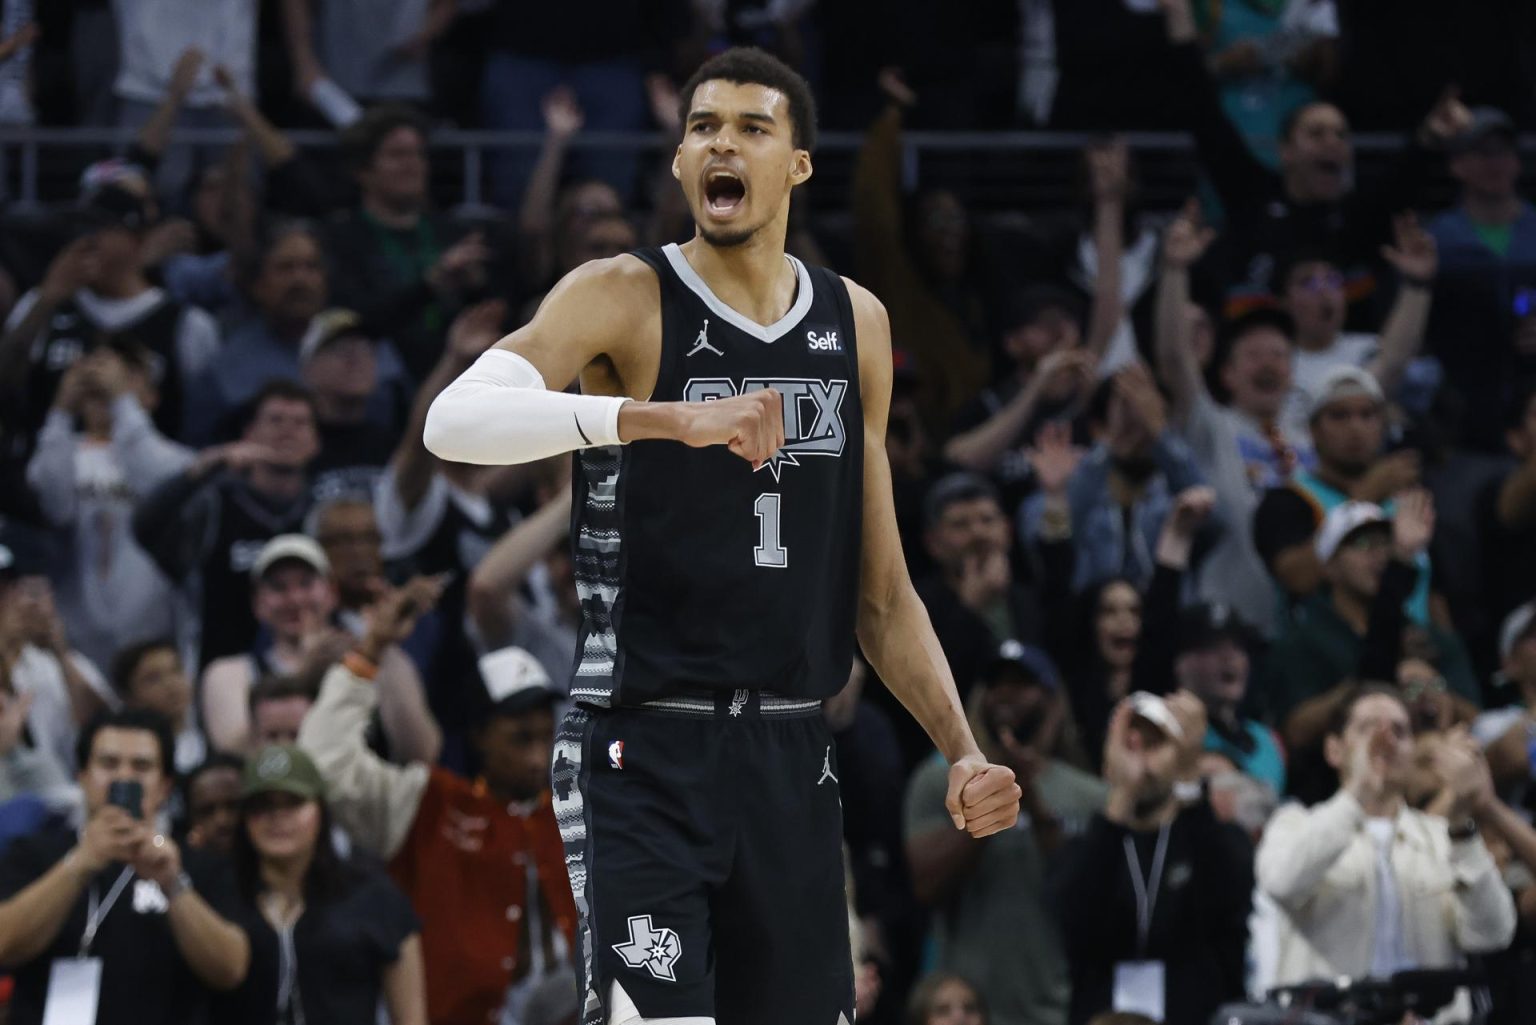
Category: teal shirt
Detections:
[
  {"x1": 1256, "y1": 590, "x2": 1480, "y2": 724},
  {"x1": 1204, "y1": 721, "x2": 1286, "y2": 795}
]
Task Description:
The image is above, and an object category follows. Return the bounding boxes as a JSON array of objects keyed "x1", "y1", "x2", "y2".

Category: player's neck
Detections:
[{"x1": 679, "y1": 229, "x2": 797, "y2": 328}]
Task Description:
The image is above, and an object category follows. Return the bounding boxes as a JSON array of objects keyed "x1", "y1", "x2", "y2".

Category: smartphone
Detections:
[{"x1": 106, "y1": 780, "x2": 143, "y2": 820}]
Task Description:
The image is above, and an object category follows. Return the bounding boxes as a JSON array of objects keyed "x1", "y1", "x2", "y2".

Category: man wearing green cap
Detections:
[{"x1": 218, "y1": 742, "x2": 425, "y2": 1025}]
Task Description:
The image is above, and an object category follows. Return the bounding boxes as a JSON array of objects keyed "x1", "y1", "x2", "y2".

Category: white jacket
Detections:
[{"x1": 1256, "y1": 790, "x2": 1516, "y2": 987}]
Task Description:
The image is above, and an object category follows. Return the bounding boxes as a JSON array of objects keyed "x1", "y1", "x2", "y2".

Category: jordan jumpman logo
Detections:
[
  {"x1": 687, "y1": 318, "x2": 723, "y2": 357},
  {"x1": 817, "y1": 746, "x2": 838, "y2": 786}
]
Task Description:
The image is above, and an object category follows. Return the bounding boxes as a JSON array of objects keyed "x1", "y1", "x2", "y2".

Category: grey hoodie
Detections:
[{"x1": 25, "y1": 396, "x2": 195, "y2": 671}]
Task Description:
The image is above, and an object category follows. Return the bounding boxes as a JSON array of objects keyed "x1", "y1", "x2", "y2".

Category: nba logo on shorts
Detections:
[{"x1": 609, "y1": 739, "x2": 624, "y2": 769}]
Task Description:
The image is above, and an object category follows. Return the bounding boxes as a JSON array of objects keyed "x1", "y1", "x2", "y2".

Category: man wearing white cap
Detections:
[
  {"x1": 198, "y1": 534, "x2": 439, "y2": 767},
  {"x1": 1255, "y1": 364, "x2": 1434, "y2": 625},
  {"x1": 1257, "y1": 498, "x2": 1479, "y2": 802},
  {"x1": 300, "y1": 579, "x2": 576, "y2": 1025}
]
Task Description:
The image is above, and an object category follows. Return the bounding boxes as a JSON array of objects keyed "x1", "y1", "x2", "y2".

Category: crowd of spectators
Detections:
[{"x1": 1, "y1": 2, "x2": 1535, "y2": 1025}]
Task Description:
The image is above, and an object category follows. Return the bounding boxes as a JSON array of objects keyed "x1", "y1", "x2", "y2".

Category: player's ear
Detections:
[
  {"x1": 789, "y1": 150, "x2": 813, "y2": 188},
  {"x1": 672, "y1": 147, "x2": 683, "y2": 182}
]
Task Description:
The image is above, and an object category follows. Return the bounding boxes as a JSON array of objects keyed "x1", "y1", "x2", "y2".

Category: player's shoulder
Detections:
[
  {"x1": 534, "y1": 255, "x2": 663, "y2": 335},
  {"x1": 836, "y1": 275, "x2": 885, "y2": 316},
  {"x1": 548, "y1": 254, "x2": 661, "y2": 309},
  {"x1": 837, "y1": 275, "x2": 890, "y2": 334},
  {"x1": 836, "y1": 275, "x2": 890, "y2": 363}
]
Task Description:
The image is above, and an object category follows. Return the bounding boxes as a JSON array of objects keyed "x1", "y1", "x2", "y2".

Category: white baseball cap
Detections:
[
  {"x1": 1314, "y1": 501, "x2": 1389, "y2": 561},
  {"x1": 479, "y1": 646, "x2": 557, "y2": 713},
  {"x1": 251, "y1": 534, "x2": 331, "y2": 582},
  {"x1": 1501, "y1": 601, "x2": 1536, "y2": 662},
  {"x1": 1308, "y1": 365, "x2": 1385, "y2": 421}
]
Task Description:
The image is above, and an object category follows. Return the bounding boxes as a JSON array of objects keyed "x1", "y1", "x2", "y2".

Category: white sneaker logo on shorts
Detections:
[
  {"x1": 613, "y1": 914, "x2": 682, "y2": 982},
  {"x1": 817, "y1": 745, "x2": 838, "y2": 786}
]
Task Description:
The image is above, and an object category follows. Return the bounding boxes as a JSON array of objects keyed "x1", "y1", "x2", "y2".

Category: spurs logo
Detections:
[{"x1": 612, "y1": 915, "x2": 683, "y2": 982}]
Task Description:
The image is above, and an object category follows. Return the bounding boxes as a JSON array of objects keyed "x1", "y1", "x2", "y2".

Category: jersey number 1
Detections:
[{"x1": 754, "y1": 493, "x2": 787, "y2": 568}]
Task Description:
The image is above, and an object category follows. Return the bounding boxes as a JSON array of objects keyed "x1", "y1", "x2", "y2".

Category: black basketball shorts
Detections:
[{"x1": 551, "y1": 689, "x2": 855, "y2": 1025}]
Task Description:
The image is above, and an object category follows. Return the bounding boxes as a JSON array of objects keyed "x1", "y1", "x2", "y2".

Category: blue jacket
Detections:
[{"x1": 1022, "y1": 432, "x2": 1212, "y2": 593}]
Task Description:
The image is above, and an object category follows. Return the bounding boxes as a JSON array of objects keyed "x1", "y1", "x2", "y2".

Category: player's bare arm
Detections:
[
  {"x1": 847, "y1": 278, "x2": 1022, "y2": 838},
  {"x1": 422, "y1": 255, "x2": 785, "y2": 469}
]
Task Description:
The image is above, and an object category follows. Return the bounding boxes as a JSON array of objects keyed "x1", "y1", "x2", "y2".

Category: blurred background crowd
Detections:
[{"x1": 1, "y1": 1, "x2": 1535, "y2": 1024}]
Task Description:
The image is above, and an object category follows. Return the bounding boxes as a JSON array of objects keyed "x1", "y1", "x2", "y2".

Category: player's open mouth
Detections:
[{"x1": 704, "y1": 169, "x2": 747, "y2": 216}]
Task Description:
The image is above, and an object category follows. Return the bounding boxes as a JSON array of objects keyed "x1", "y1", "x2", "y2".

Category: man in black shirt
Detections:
[
  {"x1": 1054, "y1": 692, "x2": 1253, "y2": 1025},
  {"x1": 133, "y1": 380, "x2": 321, "y2": 667},
  {"x1": 297, "y1": 309, "x2": 407, "y2": 502},
  {"x1": 0, "y1": 709, "x2": 247, "y2": 1025}
]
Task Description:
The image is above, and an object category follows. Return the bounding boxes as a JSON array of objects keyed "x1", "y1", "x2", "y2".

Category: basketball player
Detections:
[{"x1": 424, "y1": 48, "x2": 1020, "y2": 1025}]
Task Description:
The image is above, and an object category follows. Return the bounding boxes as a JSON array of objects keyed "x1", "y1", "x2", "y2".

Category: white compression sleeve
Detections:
[{"x1": 422, "y1": 349, "x2": 630, "y2": 465}]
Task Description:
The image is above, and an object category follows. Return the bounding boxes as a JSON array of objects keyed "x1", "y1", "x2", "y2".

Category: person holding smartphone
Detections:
[{"x1": 0, "y1": 708, "x2": 249, "y2": 1025}]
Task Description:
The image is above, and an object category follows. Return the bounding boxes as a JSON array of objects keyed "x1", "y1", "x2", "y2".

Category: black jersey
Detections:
[{"x1": 570, "y1": 244, "x2": 864, "y2": 706}]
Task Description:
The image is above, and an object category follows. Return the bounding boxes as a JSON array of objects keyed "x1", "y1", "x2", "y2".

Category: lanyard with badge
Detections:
[
  {"x1": 42, "y1": 866, "x2": 134, "y2": 1025},
  {"x1": 1113, "y1": 824, "x2": 1169, "y2": 1022}
]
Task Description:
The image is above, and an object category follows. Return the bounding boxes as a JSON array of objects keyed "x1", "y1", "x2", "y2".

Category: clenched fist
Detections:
[
  {"x1": 945, "y1": 756, "x2": 1022, "y2": 838},
  {"x1": 677, "y1": 388, "x2": 786, "y2": 470}
]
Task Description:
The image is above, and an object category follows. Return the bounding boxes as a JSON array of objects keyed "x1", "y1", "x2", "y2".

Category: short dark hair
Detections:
[
  {"x1": 1327, "y1": 681, "x2": 1411, "y2": 738},
  {"x1": 76, "y1": 708, "x2": 176, "y2": 778},
  {"x1": 109, "y1": 638, "x2": 179, "y2": 698},
  {"x1": 185, "y1": 752, "x2": 244, "y2": 793},
  {"x1": 248, "y1": 673, "x2": 320, "y2": 719},
  {"x1": 999, "y1": 284, "x2": 1086, "y2": 334},
  {"x1": 678, "y1": 47, "x2": 818, "y2": 152},
  {"x1": 181, "y1": 752, "x2": 246, "y2": 818},
  {"x1": 240, "y1": 379, "x2": 319, "y2": 436},
  {"x1": 236, "y1": 217, "x2": 324, "y2": 294},
  {"x1": 340, "y1": 104, "x2": 431, "y2": 172},
  {"x1": 922, "y1": 472, "x2": 1002, "y2": 531},
  {"x1": 1214, "y1": 307, "x2": 1297, "y2": 377},
  {"x1": 1280, "y1": 100, "x2": 1341, "y2": 143}
]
